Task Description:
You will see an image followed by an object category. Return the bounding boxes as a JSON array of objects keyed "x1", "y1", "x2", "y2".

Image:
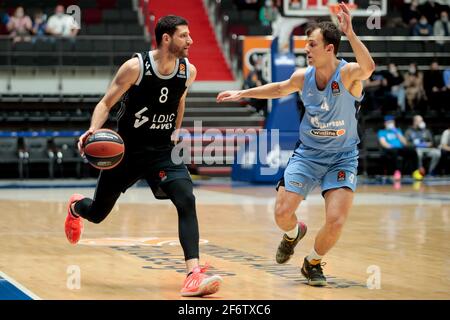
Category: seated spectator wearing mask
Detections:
[
  {"x1": 433, "y1": 11, "x2": 450, "y2": 47},
  {"x1": 46, "y1": 5, "x2": 79, "y2": 38},
  {"x1": 412, "y1": 15, "x2": 433, "y2": 36},
  {"x1": 405, "y1": 115, "x2": 441, "y2": 176},
  {"x1": 378, "y1": 116, "x2": 420, "y2": 180}
]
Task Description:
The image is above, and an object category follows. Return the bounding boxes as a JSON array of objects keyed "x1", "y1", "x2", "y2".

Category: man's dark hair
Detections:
[
  {"x1": 155, "y1": 15, "x2": 188, "y2": 47},
  {"x1": 306, "y1": 21, "x2": 341, "y2": 55}
]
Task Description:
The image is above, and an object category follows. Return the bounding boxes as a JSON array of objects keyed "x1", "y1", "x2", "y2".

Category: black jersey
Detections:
[{"x1": 117, "y1": 51, "x2": 189, "y2": 151}]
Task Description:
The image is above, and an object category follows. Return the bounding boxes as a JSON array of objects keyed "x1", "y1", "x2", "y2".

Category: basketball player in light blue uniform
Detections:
[{"x1": 217, "y1": 3, "x2": 375, "y2": 286}]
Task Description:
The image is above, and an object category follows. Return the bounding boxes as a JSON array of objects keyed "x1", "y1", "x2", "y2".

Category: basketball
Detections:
[{"x1": 83, "y1": 129, "x2": 125, "y2": 170}]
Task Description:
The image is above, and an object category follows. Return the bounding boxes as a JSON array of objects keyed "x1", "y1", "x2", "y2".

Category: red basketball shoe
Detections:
[
  {"x1": 65, "y1": 194, "x2": 85, "y2": 245},
  {"x1": 180, "y1": 264, "x2": 223, "y2": 297}
]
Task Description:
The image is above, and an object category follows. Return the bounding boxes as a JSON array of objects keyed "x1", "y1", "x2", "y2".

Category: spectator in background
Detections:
[
  {"x1": 378, "y1": 116, "x2": 421, "y2": 180},
  {"x1": 439, "y1": 127, "x2": 450, "y2": 175},
  {"x1": 363, "y1": 72, "x2": 388, "y2": 111},
  {"x1": 404, "y1": 63, "x2": 427, "y2": 112},
  {"x1": 384, "y1": 63, "x2": 406, "y2": 112},
  {"x1": 0, "y1": 11, "x2": 10, "y2": 35},
  {"x1": 1, "y1": 10, "x2": 10, "y2": 25},
  {"x1": 364, "y1": 70, "x2": 398, "y2": 113},
  {"x1": 6, "y1": 6, "x2": 32, "y2": 43},
  {"x1": 443, "y1": 68, "x2": 450, "y2": 89},
  {"x1": 402, "y1": 0, "x2": 421, "y2": 27},
  {"x1": 46, "y1": 5, "x2": 79, "y2": 38},
  {"x1": 259, "y1": 0, "x2": 279, "y2": 27},
  {"x1": 31, "y1": 10, "x2": 47, "y2": 39},
  {"x1": 243, "y1": 70, "x2": 267, "y2": 115},
  {"x1": 418, "y1": 0, "x2": 443, "y2": 25},
  {"x1": 405, "y1": 115, "x2": 441, "y2": 176},
  {"x1": 433, "y1": 11, "x2": 450, "y2": 47},
  {"x1": 424, "y1": 61, "x2": 448, "y2": 112},
  {"x1": 412, "y1": 15, "x2": 433, "y2": 36}
]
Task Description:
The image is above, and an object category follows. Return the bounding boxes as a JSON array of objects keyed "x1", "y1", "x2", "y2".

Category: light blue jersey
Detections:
[
  {"x1": 280, "y1": 59, "x2": 363, "y2": 198},
  {"x1": 299, "y1": 59, "x2": 363, "y2": 152}
]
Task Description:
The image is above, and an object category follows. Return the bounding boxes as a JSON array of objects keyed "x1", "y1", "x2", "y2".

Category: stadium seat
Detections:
[
  {"x1": 117, "y1": 0, "x2": 132, "y2": 9},
  {"x1": 52, "y1": 136, "x2": 84, "y2": 178},
  {"x1": 126, "y1": 24, "x2": 144, "y2": 36},
  {"x1": 102, "y1": 9, "x2": 121, "y2": 23},
  {"x1": 107, "y1": 24, "x2": 127, "y2": 35},
  {"x1": 113, "y1": 39, "x2": 130, "y2": 52},
  {"x1": 23, "y1": 137, "x2": 55, "y2": 179},
  {"x1": 28, "y1": 110, "x2": 49, "y2": 122},
  {"x1": 83, "y1": 8, "x2": 102, "y2": 24},
  {"x1": 0, "y1": 137, "x2": 24, "y2": 178},
  {"x1": 120, "y1": 10, "x2": 137, "y2": 22},
  {"x1": 87, "y1": 24, "x2": 107, "y2": 35},
  {"x1": 78, "y1": 0, "x2": 97, "y2": 9},
  {"x1": 96, "y1": 0, "x2": 117, "y2": 10}
]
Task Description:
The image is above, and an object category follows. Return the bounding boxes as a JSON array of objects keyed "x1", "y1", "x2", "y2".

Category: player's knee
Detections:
[
  {"x1": 274, "y1": 204, "x2": 294, "y2": 220},
  {"x1": 175, "y1": 192, "x2": 196, "y2": 210},
  {"x1": 325, "y1": 214, "x2": 347, "y2": 232},
  {"x1": 87, "y1": 214, "x2": 108, "y2": 224}
]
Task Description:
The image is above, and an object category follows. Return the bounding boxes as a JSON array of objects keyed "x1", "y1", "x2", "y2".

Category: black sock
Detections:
[{"x1": 70, "y1": 201, "x2": 79, "y2": 218}]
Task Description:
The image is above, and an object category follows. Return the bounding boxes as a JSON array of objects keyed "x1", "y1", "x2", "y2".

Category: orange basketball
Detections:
[{"x1": 83, "y1": 129, "x2": 125, "y2": 170}]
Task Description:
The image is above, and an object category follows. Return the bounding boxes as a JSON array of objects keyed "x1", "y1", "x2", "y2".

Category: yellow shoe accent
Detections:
[{"x1": 412, "y1": 169, "x2": 424, "y2": 181}]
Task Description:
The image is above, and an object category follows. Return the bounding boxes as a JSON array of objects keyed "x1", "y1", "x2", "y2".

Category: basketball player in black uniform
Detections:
[{"x1": 64, "y1": 15, "x2": 222, "y2": 297}]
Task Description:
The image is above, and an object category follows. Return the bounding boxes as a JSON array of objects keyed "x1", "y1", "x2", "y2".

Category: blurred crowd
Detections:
[
  {"x1": 364, "y1": 61, "x2": 450, "y2": 115},
  {"x1": 378, "y1": 115, "x2": 450, "y2": 179},
  {"x1": 402, "y1": 0, "x2": 450, "y2": 37},
  {"x1": 0, "y1": 4, "x2": 79, "y2": 43}
]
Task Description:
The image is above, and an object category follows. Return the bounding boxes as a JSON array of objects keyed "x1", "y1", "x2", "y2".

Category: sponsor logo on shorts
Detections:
[
  {"x1": 289, "y1": 181, "x2": 303, "y2": 188},
  {"x1": 310, "y1": 129, "x2": 346, "y2": 137},
  {"x1": 349, "y1": 173, "x2": 355, "y2": 183},
  {"x1": 331, "y1": 81, "x2": 341, "y2": 96},
  {"x1": 159, "y1": 170, "x2": 167, "y2": 181},
  {"x1": 337, "y1": 170, "x2": 346, "y2": 182}
]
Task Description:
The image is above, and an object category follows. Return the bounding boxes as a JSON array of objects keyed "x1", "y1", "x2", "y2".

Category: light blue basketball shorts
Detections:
[{"x1": 279, "y1": 144, "x2": 359, "y2": 198}]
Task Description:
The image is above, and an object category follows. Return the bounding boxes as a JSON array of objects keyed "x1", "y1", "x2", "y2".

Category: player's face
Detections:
[
  {"x1": 305, "y1": 28, "x2": 333, "y2": 67},
  {"x1": 168, "y1": 25, "x2": 193, "y2": 58}
]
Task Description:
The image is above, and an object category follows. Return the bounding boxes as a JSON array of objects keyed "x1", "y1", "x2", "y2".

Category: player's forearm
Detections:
[
  {"x1": 89, "y1": 102, "x2": 110, "y2": 131},
  {"x1": 346, "y1": 31, "x2": 375, "y2": 75},
  {"x1": 175, "y1": 110, "x2": 184, "y2": 130},
  {"x1": 241, "y1": 82, "x2": 288, "y2": 99}
]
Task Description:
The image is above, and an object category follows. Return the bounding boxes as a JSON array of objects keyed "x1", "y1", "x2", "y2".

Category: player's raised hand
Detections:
[
  {"x1": 337, "y1": 2, "x2": 354, "y2": 36},
  {"x1": 216, "y1": 90, "x2": 243, "y2": 103}
]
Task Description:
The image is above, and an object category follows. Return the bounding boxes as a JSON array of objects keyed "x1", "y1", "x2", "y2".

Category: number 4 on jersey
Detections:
[{"x1": 321, "y1": 98, "x2": 330, "y2": 112}]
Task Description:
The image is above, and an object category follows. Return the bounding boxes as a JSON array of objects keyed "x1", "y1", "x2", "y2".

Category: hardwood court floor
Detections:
[{"x1": 0, "y1": 182, "x2": 448, "y2": 300}]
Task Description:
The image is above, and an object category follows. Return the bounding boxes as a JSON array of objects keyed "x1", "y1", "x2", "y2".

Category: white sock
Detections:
[
  {"x1": 285, "y1": 223, "x2": 299, "y2": 240},
  {"x1": 307, "y1": 248, "x2": 323, "y2": 264}
]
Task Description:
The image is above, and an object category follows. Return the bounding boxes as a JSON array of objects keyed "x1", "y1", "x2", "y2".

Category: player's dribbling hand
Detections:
[
  {"x1": 78, "y1": 129, "x2": 95, "y2": 156},
  {"x1": 216, "y1": 90, "x2": 243, "y2": 103},
  {"x1": 336, "y1": 2, "x2": 354, "y2": 36}
]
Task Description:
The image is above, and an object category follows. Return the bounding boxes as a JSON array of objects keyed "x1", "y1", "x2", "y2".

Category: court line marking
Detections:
[{"x1": 0, "y1": 271, "x2": 41, "y2": 300}]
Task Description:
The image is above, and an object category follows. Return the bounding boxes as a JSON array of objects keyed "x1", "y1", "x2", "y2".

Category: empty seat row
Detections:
[
  {"x1": 1, "y1": 110, "x2": 91, "y2": 122},
  {"x1": 0, "y1": 136, "x2": 88, "y2": 178},
  {"x1": 7, "y1": 38, "x2": 149, "y2": 51}
]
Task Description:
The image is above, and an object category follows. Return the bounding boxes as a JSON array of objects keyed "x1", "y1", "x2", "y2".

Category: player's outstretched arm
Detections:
[
  {"x1": 78, "y1": 58, "x2": 139, "y2": 154},
  {"x1": 338, "y1": 2, "x2": 375, "y2": 81},
  {"x1": 216, "y1": 68, "x2": 307, "y2": 103}
]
